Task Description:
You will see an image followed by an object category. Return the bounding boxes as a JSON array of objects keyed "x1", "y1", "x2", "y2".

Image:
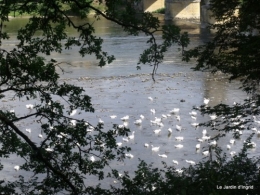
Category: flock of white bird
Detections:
[{"x1": 12, "y1": 95, "x2": 260, "y2": 173}]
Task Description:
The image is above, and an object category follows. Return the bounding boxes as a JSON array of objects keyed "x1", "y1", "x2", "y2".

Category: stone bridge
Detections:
[{"x1": 140, "y1": 0, "x2": 212, "y2": 24}]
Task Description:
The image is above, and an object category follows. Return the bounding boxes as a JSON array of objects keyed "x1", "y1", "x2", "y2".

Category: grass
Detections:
[{"x1": 152, "y1": 7, "x2": 165, "y2": 14}]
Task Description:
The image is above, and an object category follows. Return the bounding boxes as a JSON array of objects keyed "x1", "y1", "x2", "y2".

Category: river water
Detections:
[{"x1": 1, "y1": 16, "x2": 259, "y2": 188}]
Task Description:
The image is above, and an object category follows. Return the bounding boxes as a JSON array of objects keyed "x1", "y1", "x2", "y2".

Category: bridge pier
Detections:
[{"x1": 165, "y1": 0, "x2": 201, "y2": 20}]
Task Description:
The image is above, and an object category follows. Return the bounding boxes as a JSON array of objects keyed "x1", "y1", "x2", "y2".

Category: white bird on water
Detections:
[
  {"x1": 209, "y1": 114, "x2": 217, "y2": 120},
  {"x1": 186, "y1": 160, "x2": 195, "y2": 165},
  {"x1": 191, "y1": 116, "x2": 197, "y2": 120},
  {"x1": 26, "y1": 129, "x2": 31, "y2": 133},
  {"x1": 172, "y1": 160, "x2": 178, "y2": 165},
  {"x1": 176, "y1": 115, "x2": 181, "y2": 121},
  {"x1": 196, "y1": 144, "x2": 200, "y2": 150},
  {"x1": 230, "y1": 139, "x2": 235, "y2": 144},
  {"x1": 144, "y1": 143, "x2": 149, "y2": 148},
  {"x1": 46, "y1": 147, "x2": 53, "y2": 152},
  {"x1": 70, "y1": 120, "x2": 77, "y2": 126},
  {"x1": 123, "y1": 138, "x2": 129, "y2": 142},
  {"x1": 209, "y1": 140, "x2": 217, "y2": 146},
  {"x1": 153, "y1": 129, "x2": 161, "y2": 134},
  {"x1": 121, "y1": 115, "x2": 129, "y2": 121},
  {"x1": 117, "y1": 142, "x2": 122, "y2": 147},
  {"x1": 98, "y1": 118, "x2": 104, "y2": 124},
  {"x1": 26, "y1": 104, "x2": 34, "y2": 109},
  {"x1": 128, "y1": 131, "x2": 135, "y2": 140},
  {"x1": 151, "y1": 145, "x2": 160, "y2": 152},
  {"x1": 176, "y1": 125, "x2": 182, "y2": 131},
  {"x1": 191, "y1": 123, "x2": 199, "y2": 128},
  {"x1": 150, "y1": 109, "x2": 156, "y2": 114},
  {"x1": 227, "y1": 144, "x2": 231, "y2": 150},
  {"x1": 134, "y1": 119, "x2": 142, "y2": 125},
  {"x1": 202, "y1": 129, "x2": 207, "y2": 135},
  {"x1": 14, "y1": 165, "x2": 20, "y2": 171},
  {"x1": 110, "y1": 115, "x2": 117, "y2": 119},
  {"x1": 174, "y1": 144, "x2": 183, "y2": 148},
  {"x1": 168, "y1": 128, "x2": 173, "y2": 134},
  {"x1": 176, "y1": 169, "x2": 183, "y2": 174},
  {"x1": 202, "y1": 135, "x2": 211, "y2": 141},
  {"x1": 125, "y1": 153, "x2": 134, "y2": 158},
  {"x1": 70, "y1": 109, "x2": 77, "y2": 116},
  {"x1": 140, "y1": 115, "x2": 145, "y2": 119},
  {"x1": 158, "y1": 154, "x2": 167, "y2": 158},
  {"x1": 202, "y1": 151, "x2": 209, "y2": 156},
  {"x1": 170, "y1": 108, "x2": 180, "y2": 114},
  {"x1": 175, "y1": 136, "x2": 184, "y2": 141},
  {"x1": 89, "y1": 156, "x2": 95, "y2": 162},
  {"x1": 189, "y1": 111, "x2": 197, "y2": 116},
  {"x1": 148, "y1": 97, "x2": 153, "y2": 101},
  {"x1": 162, "y1": 114, "x2": 167, "y2": 118},
  {"x1": 204, "y1": 98, "x2": 210, "y2": 105}
]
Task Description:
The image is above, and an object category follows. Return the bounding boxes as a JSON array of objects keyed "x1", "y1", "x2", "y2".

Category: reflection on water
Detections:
[{"x1": 1, "y1": 16, "x2": 258, "y2": 188}]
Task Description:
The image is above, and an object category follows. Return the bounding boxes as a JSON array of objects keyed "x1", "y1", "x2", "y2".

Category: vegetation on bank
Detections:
[{"x1": 152, "y1": 7, "x2": 165, "y2": 14}]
